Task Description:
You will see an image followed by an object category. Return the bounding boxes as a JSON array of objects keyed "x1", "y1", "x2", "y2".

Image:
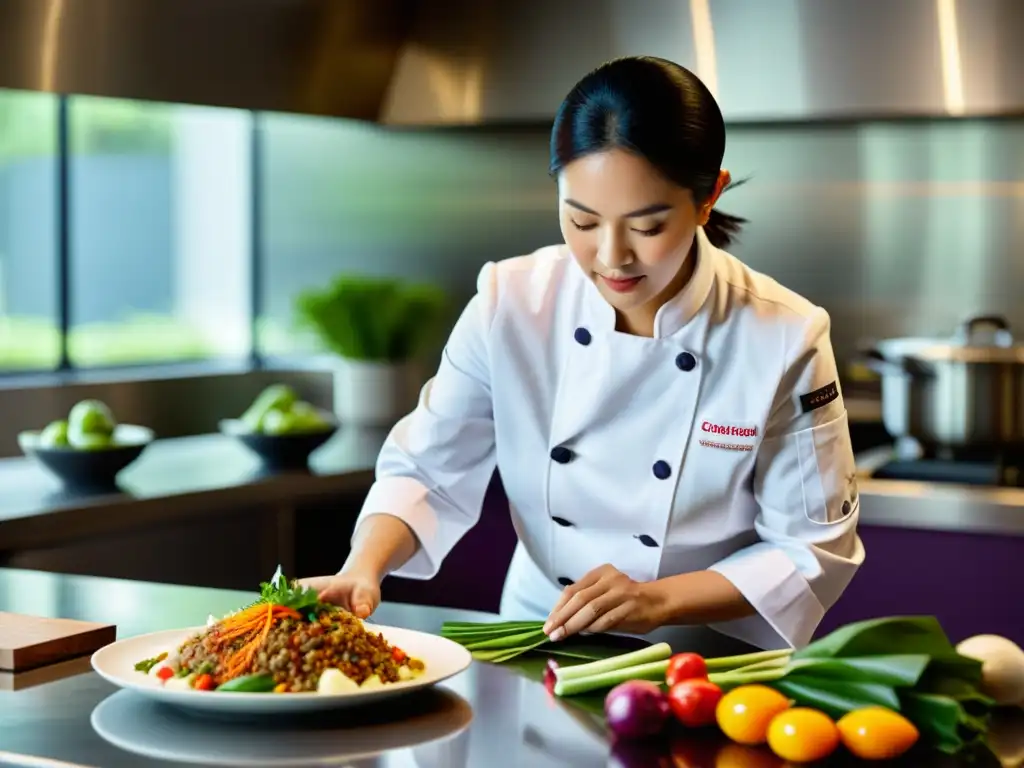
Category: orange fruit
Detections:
[
  {"x1": 715, "y1": 684, "x2": 792, "y2": 745},
  {"x1": 837, "y1": 707, "x2": 920, "y2": 760},
  {"x1": 766, "y1": 707, "x2": 840, "y2": 763}
]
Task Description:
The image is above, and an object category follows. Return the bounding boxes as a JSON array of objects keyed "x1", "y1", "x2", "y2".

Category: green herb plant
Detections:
[{"x1": 294, "y1": 275, "x2": 450, "y2": 363}]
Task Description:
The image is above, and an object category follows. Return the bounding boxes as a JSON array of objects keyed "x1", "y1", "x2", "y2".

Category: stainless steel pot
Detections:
[{"x1": 863, "y1": 315, "x2": 1024, "y2": 450}]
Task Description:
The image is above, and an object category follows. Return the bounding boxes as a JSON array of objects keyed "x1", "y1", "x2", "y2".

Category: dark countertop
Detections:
[
  {"x1": 1, "y1": 568, "x2": 1019, "y2": 768},
  {"x1": 3, "y1": 424, "x2": 1024, "y2": 561},
  {"x1": 0, "y1": 429, "x2": 386, "y2": 552}
]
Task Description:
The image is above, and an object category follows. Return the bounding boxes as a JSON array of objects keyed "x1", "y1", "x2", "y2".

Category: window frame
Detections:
[{"x1": 0, "y1": 95, "x2": 264, "y2": 381}]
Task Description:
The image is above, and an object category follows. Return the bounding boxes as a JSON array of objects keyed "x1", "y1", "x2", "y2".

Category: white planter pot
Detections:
[{"x1": 332, "y1": 358, "x2": 413, "y2": 427}]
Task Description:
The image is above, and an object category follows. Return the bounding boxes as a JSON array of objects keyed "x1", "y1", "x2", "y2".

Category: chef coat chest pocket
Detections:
[
  {"x1": 772, "y1": 410, "x2": 856, "y2": 526},
  {"x1": 543, "y1": 321, "x2": 707, "y2": 585}
]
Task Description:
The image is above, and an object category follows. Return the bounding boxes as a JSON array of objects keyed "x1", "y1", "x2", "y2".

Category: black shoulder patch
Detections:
[{"x1": 800, "y1": 381, "x2": 839, "y2": 413}]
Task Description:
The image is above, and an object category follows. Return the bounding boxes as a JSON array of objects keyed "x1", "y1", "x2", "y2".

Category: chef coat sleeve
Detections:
[
  {"x1": 353, "y1": 263, "x2": 499, "y2": 579},
  {"x1": 708, "y1": 307, "x2": 865, "y2": 650}
]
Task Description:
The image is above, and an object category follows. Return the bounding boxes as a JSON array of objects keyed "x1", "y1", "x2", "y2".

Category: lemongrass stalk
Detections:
[
  {"x1": 709, "y1": 666, "x2": 790, "y2": 687},
  {"x1": 704, "y1": 649, "x2": 791, "y2": 671},
  {"x1": 554, "y1": 659, "x2": 670, "y2": 696},
  {"x1": 553, "y1": 643, "x2": 673, "y2": 683},
  {"x1": 554, "y1": 653, "x2": 796, "y2": 697}
]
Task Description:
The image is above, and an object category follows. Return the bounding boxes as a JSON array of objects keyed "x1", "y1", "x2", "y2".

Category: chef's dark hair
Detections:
[{"x1": 549, "y1": 56, "x2": 746, "y2": 249}]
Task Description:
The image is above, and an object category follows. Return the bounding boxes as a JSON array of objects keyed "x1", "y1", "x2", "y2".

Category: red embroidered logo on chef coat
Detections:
[{"x1": 698, "y1": 421, "x2": 757, "y2": 452}]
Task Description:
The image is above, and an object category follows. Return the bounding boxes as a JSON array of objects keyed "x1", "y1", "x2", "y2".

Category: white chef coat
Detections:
[{"x1": 355, "y1": 227, "x2": 865, "y2": 651}]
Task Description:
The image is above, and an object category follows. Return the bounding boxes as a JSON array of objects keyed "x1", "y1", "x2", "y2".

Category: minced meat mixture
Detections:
[{"x1": 178, "y1": 607, "x2": 425, "y2": 692}]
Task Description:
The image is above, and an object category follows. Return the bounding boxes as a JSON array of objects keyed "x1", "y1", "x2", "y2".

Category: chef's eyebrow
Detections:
[{"x1": 564, "y1": 199, "x2": 671, "y2": 218}]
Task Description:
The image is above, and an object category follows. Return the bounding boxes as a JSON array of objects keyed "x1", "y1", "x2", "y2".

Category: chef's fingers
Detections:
[
  {"x1": 349, "y1": 584, "x2": 377, "y2": 618},
  {"x1": 305, "y1": 575, "x2": 358, "y2": 610},
  {"x1": 299, "y1": 575, "x2": 337, "y2": 598},
  {"x1": 544, "y1": 581, "x2": 610, "y2": 639},
  {"x1": 558, "y1": 591, "x2": 624, "y2": 640},
  {"x1": 579, "y1": 602, "x2": 633, "y2": 635},
  {"x1": 574, "y1": 565, "x2": 611, "y2": 590},
  {"x1": 547, "y1": 587, "x2": 575, "y2": 620},
  {"x1": 547, "y1": 565, "x2": 610, "y2": 620}
]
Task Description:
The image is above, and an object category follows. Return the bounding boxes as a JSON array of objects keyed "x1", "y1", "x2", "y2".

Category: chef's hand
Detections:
[
  {"x1": 299, "y1": 570, "x2": 381, "y2": 619},
  {"x1": 542, "y1": 564, "x2": 663, "y2": 641}
]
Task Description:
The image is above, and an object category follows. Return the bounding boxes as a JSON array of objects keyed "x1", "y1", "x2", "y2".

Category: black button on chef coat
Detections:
[
  {"x1": 676, "y1": 351, "x2": 697, "y2": 371},
  {"x1": 635, "y1": 534, "x2": 659, "y2": 548},
  {"x1": 558, "y1": 577, "x2": 574, "y2": 587},
  {"x1": 574, "y1": 327, "x2": 592, "y2": 346},
  {"x1": 551, "y1": 516, "x2": 573, "y2": 527},
  {"x1": 550, "y1": 446, "x2": 574, "y2": 464},
  {"x1": 652, "y1": 460, "x2": 672, "y2": 479}
]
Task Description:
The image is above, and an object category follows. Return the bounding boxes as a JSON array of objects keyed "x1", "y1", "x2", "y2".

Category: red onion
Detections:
[
  {"x1": 543, "y1": 658, "x2": 559, "y2": 693},
  {"x1": 604, "y1": 680, "x2": 671, "y2": 739}
]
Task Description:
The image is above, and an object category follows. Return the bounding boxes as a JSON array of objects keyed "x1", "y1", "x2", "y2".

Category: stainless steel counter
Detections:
[{"x1": 0, "y1": 568, "x2": 1013, "y2": 768}]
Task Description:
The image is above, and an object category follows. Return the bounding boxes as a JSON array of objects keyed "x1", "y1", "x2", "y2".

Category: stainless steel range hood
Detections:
[
  {"x1": 2, "y1": 0, "x2": 1023, "y2": 125},
  {"x1": 0, "y1": 0, "x2": 415, "y2": 121},
  {"x1": 382, "y1": 0, "x2": 1024, "y2": 125}
]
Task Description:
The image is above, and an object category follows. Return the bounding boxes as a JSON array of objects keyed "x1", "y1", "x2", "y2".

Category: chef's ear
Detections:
[{"x1": 699, "y1": 170, "x2": 732, "y2": 224}]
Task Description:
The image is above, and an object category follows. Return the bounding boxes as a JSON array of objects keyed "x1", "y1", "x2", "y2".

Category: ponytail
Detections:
[
  {"x1": 703, "y1": 209, "x2": 747, "y2": 249},
  {"x1": 702, "y1": 178, "x2": 748, "y2": 250}
]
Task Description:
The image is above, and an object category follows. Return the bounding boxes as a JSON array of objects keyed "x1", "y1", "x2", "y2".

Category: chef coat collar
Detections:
[{"x1": 579, "y1": 226, "x2": 717, "y2": 339}]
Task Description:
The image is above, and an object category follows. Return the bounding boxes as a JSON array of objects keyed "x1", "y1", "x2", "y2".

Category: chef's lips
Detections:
[{"x1": 598, "y1": 273, "x2": 645, "y2": 293}]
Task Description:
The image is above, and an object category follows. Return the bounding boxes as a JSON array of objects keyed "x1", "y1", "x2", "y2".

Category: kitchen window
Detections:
[
  {"x1": 0, "y1": 89, "x2": 61, "y2": 372},
  {"x1": 0, "y1": 88, "x2": 253, "y2": 375}
]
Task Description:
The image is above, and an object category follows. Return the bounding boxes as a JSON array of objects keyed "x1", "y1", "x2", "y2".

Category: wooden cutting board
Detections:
[{"x1": 0, "y1": 612, "x2": 116, "y2": 672}]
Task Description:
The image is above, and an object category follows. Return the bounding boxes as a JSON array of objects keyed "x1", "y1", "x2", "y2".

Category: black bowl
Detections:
[
  {"x1": 18, "y1": 424, "x2": 154, "y2": 491},
  {"x1": 219, "y1": 414, "x2": 338, "y2": 471}
]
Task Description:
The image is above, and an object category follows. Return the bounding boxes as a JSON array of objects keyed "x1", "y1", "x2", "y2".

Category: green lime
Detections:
[
  {"x1": 241, "y1": 384, "x2": 298, "y2": 431},
  {"x1": 290, "y1": 401, "x2": 328, "y2": 432},
  {"x1": 261, "y1": 408, "x2": 298, "y2": 436},
  {"x1": 68, "y1": 427, "x2": 112, "y2": 451},
  {"x1": 39, "y1": 420, "x2": 70, "y2": 448},
  {"x1": 68, "y1": 399, "x2": 116, "y2": 436}
]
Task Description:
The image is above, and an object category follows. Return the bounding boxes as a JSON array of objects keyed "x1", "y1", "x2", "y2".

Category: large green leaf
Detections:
[
  {"x1": 771, "y1": 675, "x2": 901, "y2": 718},
  {"x1": 783, "y1": 654, "x2": 931, "y2": 687},
  {"x1": 794, "y1": 616, "x2": 956, "y2": 660},
  {"x1": 900, "y1": 692, "x2": 991, "y2": 755}
]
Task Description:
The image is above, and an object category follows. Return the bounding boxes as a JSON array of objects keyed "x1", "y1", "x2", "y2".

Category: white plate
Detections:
[
  {"x1": 90, "y1": 687, "x2": 474, "y2": 766},
  {"x1": 91, "y1": 624, "x2": 473, "y2": 715}
]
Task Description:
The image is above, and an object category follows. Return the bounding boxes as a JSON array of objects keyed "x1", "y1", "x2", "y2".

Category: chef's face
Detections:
[{"x1": 558, "y1": 148, "x2": 729, "y2": 326}]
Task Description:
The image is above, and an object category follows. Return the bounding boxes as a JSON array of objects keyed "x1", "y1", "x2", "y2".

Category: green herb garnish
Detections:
[
  {"x1": 248, "y1": 565, "x2": 324, "y2": 613},
  {"x1": 133, "y1": 652, "x2": 167, "y2": 673}
]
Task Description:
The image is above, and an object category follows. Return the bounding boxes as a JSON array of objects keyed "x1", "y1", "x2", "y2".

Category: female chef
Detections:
[{"x1": 303, "y1": 56, "x2": 865, "y2": 653}]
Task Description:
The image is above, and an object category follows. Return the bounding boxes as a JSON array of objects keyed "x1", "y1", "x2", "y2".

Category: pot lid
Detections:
[{"x1": 876, "y1": 316, "x2": 1024, "y2": 364}]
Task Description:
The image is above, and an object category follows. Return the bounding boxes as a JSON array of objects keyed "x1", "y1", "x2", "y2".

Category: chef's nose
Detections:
[{"x1": 597, "y1": 226, "x2": 632, "y2": 269}]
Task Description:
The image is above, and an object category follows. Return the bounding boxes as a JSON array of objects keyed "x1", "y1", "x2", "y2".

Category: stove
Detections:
[{"x1": 859, "y1": 438, "x2": 1024, "y2": 488}]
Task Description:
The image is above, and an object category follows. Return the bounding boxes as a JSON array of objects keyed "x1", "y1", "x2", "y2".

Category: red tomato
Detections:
[
  {"x1": 668, "y1": 679, "x2": 723, "y2": 728},
  {"x1": 156, "y1": 666, "x2": 174, "y2": 681},
  {"x1": 392, "y1": 647, "x2": 407, "y2": 663},
  {"x1": 665, "y1": 653, "x2": 708, "y2": 686},
  {"x1": 193, "y1": 673, "x2": 215, "y2": 691}
]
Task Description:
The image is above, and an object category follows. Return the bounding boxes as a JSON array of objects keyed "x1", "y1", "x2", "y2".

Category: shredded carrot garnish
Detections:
[{"x1": 214, "y1": 603, "x2": 302, "y2": 680}]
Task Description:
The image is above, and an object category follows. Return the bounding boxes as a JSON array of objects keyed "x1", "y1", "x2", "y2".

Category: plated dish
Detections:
[{"x1": 91, "y1": 568, "x2": 472, "y2": 714}]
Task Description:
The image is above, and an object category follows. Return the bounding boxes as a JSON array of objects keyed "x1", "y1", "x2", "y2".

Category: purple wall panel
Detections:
[
  {"x1": 817, "y1": 525, "x2": 1024, "y2": 645},
  {"x1": 383, "y1": 478, "x2": 1024, "y2": 647},
  {"x1": 381, "y1": 471, "x2": 516, "y2": 612}
]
